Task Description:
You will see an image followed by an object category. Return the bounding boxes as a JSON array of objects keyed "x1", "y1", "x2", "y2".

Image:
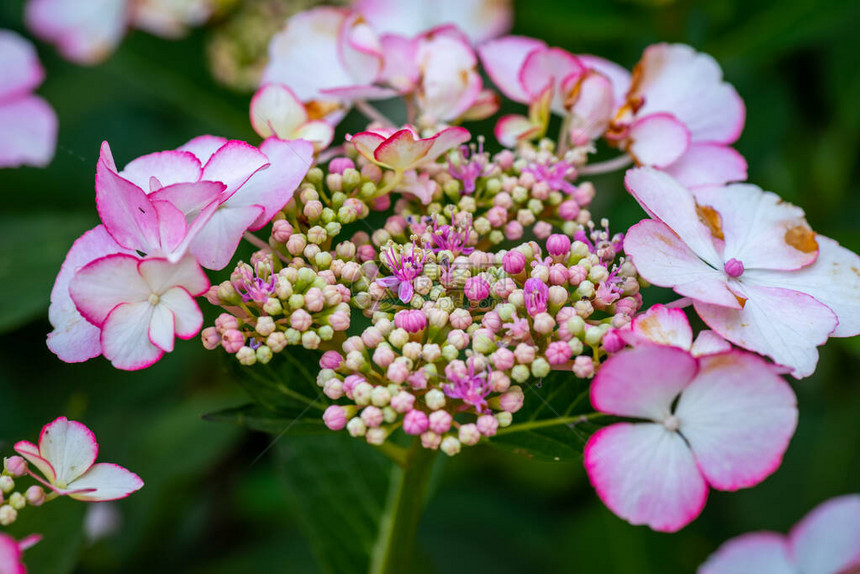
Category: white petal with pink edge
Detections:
[
  {"x1": 119, "y1": 150, "x2": 202, "y2": 191},
  {"x1": 0, "y1": 30, "x2": 44, "y2": 100},
  {"x1": 591, "y1": 345, "x2": 697, "y2": 421},
  {"x1": 250, "y1": 83, "x2": 308, "y2": 139},
  {"x1": 148, "y1": 304, "x2": 175, "y2": 352},
  {"x1": 415, "y1": 33, "x2": 482, "y2": 122},
  {"x1": 742, "y1": 235, "x2": 860, "y2": 338},
  {"x1": 694, "y1": 283, "x2": 838, "y2": 379},
  {"x1": 624, "y1": 168, "x2": 723, "y2": 267},
  {"x1": 577, "y1": 54, "x2": 630, "y2": 111},
  {"x1": 70, "y1": 254, "x2": 150, "y2": 326},
  {"x1": 566, "y1": 71, "x2": 615, "y2": 145},
  {"x1": 189, "y1": 204, "x2": 265, "y2": 271},
  {"x1": 519, "y1": 47, "x2": 585, "y2": 113},
  {"x1": 294, "y1": 121, "x2": 335, "y2": 151},
  {"x1": 48, "y1": 225, "x2": 132, "y2": 363},
  {"x1": 494, "y1": 115, "x2": 539, "y2": 148},
  {"x1": 627, "y1": 114, "x2": 691, "y2": 169},
  {"x1": 158, "y1": 287, "x2": 204, "y2": 339},
  {"x1": 0, "y1": 95, "x2": 58, "y2": 168},
  {"x1": 374, "y1": 130, "x2": 435, "y2": 170},
  {"x1": 624, "y1": 220, "x2": 741, "y2": 309},
  {"x1": 694, "y1": 184, "x2": 818, "y2": 271},
  {"x1": 26, "y1": 0, "x2": 128, "y2": 65},
  {"x1": 698, "y1": 532, "x2": 795, "y2": 574},
  {"x1": 663, "y1": 143, "x2": 747, "y2": 188},
  {"x1": 100, "y1": 301, "x2": 162, "y2": 371},
  {"x1": 690, "y1": 330, "x2": 732, "y2": 357},
  {"x1": 13, "y1": 440, "x2": 57, "y2": 483},
  {"x1": 585, "y1": 423, "x2": 708, "y2": 532},
  {"x1": 138, "y1": 255, "x2": 209, "y2": 296},
  {"x1": 675, "y1": 352, "x2": 797, "y2": 490},
  {"x1": 200, "y1": 140, "x2": 269, "y2": 198},
  {"x1": 789, "y1": 494, "x2": 860, "y2": 574},
  {"x1": 177, "y1": 135, "x2": 228, "y2": 164},
  {"x1": 630, "y1": 304, "x2": 694, "y2": 350},
  {"x1": 478, "y1": 36, "x2": 546, "y2": 103},
  {"x1": 37, "y1": 416, "x2": 100, "y2": 486},
  {"x1": 66, "y1": 463, "x2": 144, "y2": 502}
]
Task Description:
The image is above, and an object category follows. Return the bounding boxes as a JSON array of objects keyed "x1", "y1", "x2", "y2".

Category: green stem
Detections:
[
  {"x1": 495, "y1": 413, "x2": 606, "y2": 435},
  {"x1": 369, "y1": 440, "x2": 438, "y2": 574}
]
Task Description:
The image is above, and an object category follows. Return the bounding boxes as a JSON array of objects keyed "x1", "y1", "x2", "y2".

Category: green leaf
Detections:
[
  {"x1": 275, "y1": 435, "x2": 394, "y2": 574},
  {"x1": 204, "y1": 403, "x2": 329, "y2": 435},
  {"x1": 0, "y1": 212, "x2": 95, "y2": 333}
]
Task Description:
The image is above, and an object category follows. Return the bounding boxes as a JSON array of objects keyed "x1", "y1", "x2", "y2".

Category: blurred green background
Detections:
[{"x1": 1, "y1": 0, "x2": 859, "y2": 572}]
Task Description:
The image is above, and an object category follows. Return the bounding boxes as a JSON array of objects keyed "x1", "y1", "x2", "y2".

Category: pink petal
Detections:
[
  {"x1": 67, "y1": 463, "x2": 144, "y2": 502},
  {"x1": 26, "y1": 0, "x2": 128, "y2": 65},
  {"x1": 349, "y1": 131, "x2": 386, "y2": 162},
  {"x1": 37, "y1": 416, "x2": 99, "y2": 486},
  {"x1": 377, "y1": 34, "x2": 419, "y2": 92},
  {"x1": 675, "y1": 351, "x2": 798, "y2": 490},
  {"x1": 118, "y1": 150, "x2": 202, "y2": 191},
  {"x1": 69, "y1": 254, "x2": 150, "y2": 327},
  {"x1": 0, "y1": 30, "x2": 44, "y2": 100},
  {"x1": 459, "y1": 89, "x2": 501, "y2": 122},
  {"x1": 693, "y1": 184, "x2": 818, "y2": 271},
  {"x1": 663, "y1": 143, "x2": 747, "y2": 188},
  {"x1": 13, "y1": 440, "x2": 57, "y2": 483},
  {"x1": 627, "y1": 113, "x2": 691, "y2": 168},
  {"x1": 424, "y1": 126, "x2": 471, "y2": 164},
  {"x1": 238, "y1": 138, "x2": 314, "y2": 230},
  {"x1": 494, "y1": 114, "x2": 539, "y2": 148},
  {"x1": 0, "y1": 95, "x2": 58, "y2": 168},
  {"x1": 294, "y1": 120, "x2": 335, "y2": 151},
  {"x1": 630, "y1": 304, "x2": 694, "y2": 350},
  {"x1": 158, "y1": 287, "x2": 204, "y2": 339},
  {"x1": 625, "y1": 167, "x2": 724, "y2": 267},
  {"x1": 148, "y1": 180, "x2": 225, "y2": 219},
  {"x1": 577, "y1": 54, "x2": 630, "y2": 111},
  {"x1": 624, "y1": 220, "x2": 741, "y2": 308},
  {"x1": 478, "y1": 36, "x2": 546, "y2": 103},
  {"x1": 0, "y1": 533, "x2": 26, "y2": 574},
  {"x1": 690, "y1": 330, "x2": 732, "y2": 357},
  {"x1": 152, "y1": 199, "x2": 188, "y2": 258},
  {"x1": 177, "y1": 135, "x2": 228, "y2": 164},
  {"x1": 95, "y1": 144, "x2": 161, "y2": 253},
  {"x1": 100, "y1": 301, "x2": 161, "y2": 370},
  {"x1": 138, "y1": 256, "x2": 209, "y2": 296},
  {"x1": 630, "y1": 43, "x2": 745, "y2": 144},
  {"x1": 585, "y1": 423, "x2": 708, "y2": 532},
  {"x1": 338, "y1": 11, "x2": 384, "y2": 86},
  {"x1": 131, "y1": 0, "x2": 212, "y2": 38},
  {"x1": 188, "y1": 205, "x2": 264, "y2": 271},
  {"x1": 591, "y1": 345, "x2": 698, "y2": 421},
  {"x1": 47, "y1": 225, "x2": 132, "y2": 363},
  {"x1": 742, "y1": 235, "x2": 860, "y2": 338},
  {"x1": 319, "y1": 84, "x2": 398, "y2": 102},
  {"x1": 699, "y1": 532, "x2": 795, "y2": 574},
  {"x1": 414, "y1": 30, "x2": 482, "y2": 122},
  {"x1": 789, "y1": 494, "x2": 860, "y2": 574},
  {"x1": 148, "y1": 304, "x2": 175, "y2": 352},
  {"x1": 250, "y1": 83, "x2": 308, "y2": 139},
  {"x1": 374, "y1": 129, "x2": 435, "y2": 170},
  {"x1": 519, "y1": 47, "x2": 585, "y2": 113},
  {"x1": 566, "y1": 71, "x2": 615, "y2": 145},
  {"x1": 200, "y1": 140, "x2": 269, "y2": 198},
  {"x1": 694, "y1": 283, "x2": 838, "y2": 379}
]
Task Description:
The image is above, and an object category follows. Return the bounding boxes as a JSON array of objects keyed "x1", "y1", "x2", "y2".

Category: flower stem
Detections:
[
  {"x1": 578, "y1": 155, "x2": 633, "y2": 176},
  {"x1": 495, "y1": 413, "x2": 606, "y2": 435},
  {"x1": 369, "y1": 440, "x2": 437, "y2": 574}
]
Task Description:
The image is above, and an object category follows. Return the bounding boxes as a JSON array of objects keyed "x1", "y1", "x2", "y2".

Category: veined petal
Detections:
[
  {"x1": 151, "y1": 199, "x2": 188, "y2": 257},
  {"x1": 698, "y1": 532, "x2": 795, "y2": 574},
  {"x1": 424, "y1": 126, "x2": 471, "y2": 164},
  {"x1": 0, "y1": 95, "x2": 58, "y2": 168},
  {"x1": 624, "y1": 220, "x2": 741, "y2": 309},
  {"x1": 675, "y1": 351, "x2": 797, "y2": 490},
  {"x1": 37, "y1": 417, "x2": 99, "y2": 486},
  {"x1": 694, "y1": 284, "x2": 838, "y2": 379},
  {"x1": 349, "y1": 131, "x2": 386, "y2": 162},
  {"x1": 663, "y1": 143, "x2": 747, "y2": 188},
  {"x1": 624, "y1": 168, "x2": 723, "y2": 267},
  {"x1": 148, "y1": 304, "x2": 175, "y2": 352},
  {"x1": 377, "y1": 34, "x2": 419, "y2": 93},
  {"x1": 374, "y1": 129, "x2": 435, "y2": 170},
  {"x1": 69, "y1": 254, "x2": 150, "y2": 326},
  {"x1": 741, "y1": 235, "x2": 860, "y2": 339},
  {"x1": 149, "y1": 180, "x2": 225, "y2": 219},
  {"x1": 200, "y1": 140, "x2": 269, "y2": 198},
  {"x1": 690, "y1": 330, "x2": 732, "y2": 357},
  {"x1": 13, "y1": 440, "x2": 57, "y2": 483},
  {"x1": 478, "y1": 36, "x2": 546, "y2": 103},
  {"x1": 138, "y1": 255, "x2": 208, "y2": 296},
  {"x1": 119, "y1": 150, "x2": 202, "y2": 191},
  {"x1": 177, "y1": 135, "x2": 228, "y2": 164},
  {"x1": 591, "y1": 345, "x2": 698, "y2": 421},
  {"x1": 694, "y1": 184, "x2": 818, "y2": 271},
  {"x1": 158, "y1": 287, "x2": 203, "y2": 339},
  {"x1": 67, "y1": 463, "x2": 144, "y2": 502},
  {"x1": 338, "y1": 11, "x2": 384, "y2": 86},
  {"x1": 627, "y1": 113, "x2": 691, "y2": 168},
  {"x1": 585, "y1": 423, "x2": 708, "y2": 532},
  {"x1": 789, "y1": 494, "x2": 860, "y2": 574},
  {"x1": 188, "y1": 205, "x2": 264, "y2": 271},
  {"x1": 630, "y1": 304, "x2": 694, "y2": 350},
  {"x1": 250, "y1": 83, "x2": 308, "y2": 140},
  {"x1": 48, "y1": 225, "x2": 132, "y2": 363},
  {"x1": 100, "y1": 301, "x2": 161, "y2": 370}
]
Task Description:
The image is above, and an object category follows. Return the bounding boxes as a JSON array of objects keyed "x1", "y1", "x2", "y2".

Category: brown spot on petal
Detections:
[
  {"x1": 306, "y1": 100, "x2": 342, "y2": 121},
  {"x1": 734, "y1": 294, "x2": 747, "y2": 308},
  {"x1": 784, "y1": 225, "x2": 818, "y2": 253},
  {"x1": 696, "y1": 204, "x2": 724, "y2": 240}
]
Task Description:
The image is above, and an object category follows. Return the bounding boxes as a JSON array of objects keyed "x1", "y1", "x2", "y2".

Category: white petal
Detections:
[
  {"x1": 789, "y1": 494, "x2": 860, "y2": 574},
  {"x1": 690, "y1": 331, "x2": 732, "y2": 357},
  {"x1": 148, "y1": 303, "x2": 175, "y2": 352},
  {"x1": 698, "y1": 532, "x2": 795, "y2": 574},
  {"x1": 627, "y1": 113, "x2": 690, "y2": 168},
  {"x1": 119, "y1": 150, "x2": 202, "y2": 191},
  {"x1": 37, "y1": 417, "x2": 99, "y2": 486},
  {"x1": 68, "y1": 463, "x2": 144, "y2": 502},
  {"x1": 69, "y1": 254, "x2": 150, "y2": 326},
  {"x1": 158, "y1": 287, "x2": 203, "y2": 339},
  {"x1": 138, "y1": 255, "x2": 209, "y2": 296},
  {"x1": 26, "y1": 0, "x2": 128, "y2": 65},
  {"x1": 250, "y1": 83, "x2": 308, "y2": 139},
  {"x1": 100, "y1": 301, "x2": 162, "y2": 371}
]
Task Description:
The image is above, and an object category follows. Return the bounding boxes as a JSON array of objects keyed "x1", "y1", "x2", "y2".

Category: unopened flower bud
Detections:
[
  {"x1": 272, "y1": 219, "x2": 293, "y2": 242},
  {"x1": 391, "y1": 391, "x2": 416, "y2": 413},
  {"x1": 459, "y1": 424, "x2": 481, "y2": 446},
  {"x1": 25, "y1": 486, "x2": 46, "y2": 507},
  {"x1": 371, "y1": 386, "x2": 392, "y2": 407},
  {"x1": 0, "y1": 505, "x2": 17, "y2": 526},
  {"x1": 4, "y1": 456, "x2": 28, "y2": 478},
  {"x1": 360, "y1": 406, "x2": 384, "y2": 428},
  {"x1": 0, "y1": 476, "x2": 15, "y2": 494},
  {"x1": 573, "y1": 355, "x2": 595, "y2": 378},
  {"x1": 354, "y1": 382, "x2": 374, "y2": 406},
  {"x1": 266, "y1": 331, "x2": 288, "y2": 353},
  {"x1": 346, "y1": 417, "x2": 367, "y2": 437},
  {"x1": 421, "y1": 431, "x2": 442, "y2": 450},
  {"x1": 428, "y1": 411, "x2": 453, "y2": 434},
  {"x1": 255, "y1": 316, "x2": 276, "y2": 337},
  {"x1": 425, "y1": 389, "x2": 446, "y2": 410},
  {"x1": 236, "y1": 346, "x2": 256, "y2": 366},
  {"x1": 403, "y1": 410, "x2": 429, "y2": 435},
  {"x1": 531, "y1": 357, "x2": 551, "y2": 378},
  {"x1": 440, "y1": 436, "x2": 461, "y2": 457},
  {"x1": 476, "y1": 414, "x2": 499, "y2": 437},
  {"x1": 8, "y1": 492, "x2": 25, "y2": 510},
  {"x1": 324, "y1": 379, "x2": 344, "y2": 400},
  {"x1": 496, "y1": 411, "x2": 513, "y2": 427}
]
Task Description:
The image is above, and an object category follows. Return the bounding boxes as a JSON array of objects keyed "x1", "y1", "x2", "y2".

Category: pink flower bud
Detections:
[
  {"x1": 533, "y1": 312, "x2": 555, "y2": 334},
  {"x1": 546, "y1": 341, "x2": 572, "y2": 365},
  {"x1": 4, "y1": 456, "x2": 27, "y2": 477},
  {"x1": 286, "y1": 234, "x2": 307, "y2": 255},
  {"x1": 486, "y1": 205, "x2": 508, "y2": 227},
  {"x1": 547, "y1": 234, "x2": 571, "y2": 257},
  {"x1": 329, "y1": 311, "x2": 350, "y2": 331},
  {"x1": 320, "y1": 351, "x2": 344, "y2": 370},
  {"x1": 390, "y1": 391, "x2": 416, "y2": 413},
  {"x1": 482, "y1": 311, "x2": 502, "y2": 332},
  {"x1": 304, "y1": 288, "x2": 324, "y2": 312},
  {"x1": 447, "y1": 329, "x2": 470, "y2": 349},
  {"x1": 548, "y1": 264, "x2": 569, "y2": 285},
  {"x1": 361, "y1": 327, "x2": 384, "y2": 349},
  {"x1": 372, "y1": 194, "x2": 391, "y2": 211},
  {"x1": 25, "y1": 485, "x2": 46, "y2": 507},
  {"x1": 373, "y1": 345, "x2": 395, "y2": 368},
  {"x1": 533, "y1": 220, "x2": 553, "y2": 239},
  {"x1": 385, "y1": 215, "x2": 407, "y2": 236},
  {"x1": 428, "y1": 410, "x2": 453, "y2": 434},
  {"x1": 531, "y1": 181, "x2": 551, "y2": 200},
  {"x1": 573, "y1": 355, "x2": 595, "y2": 378},
  {"x1": 215, "y1": 313, "x2": 239, "y2": 332},
  {"x1": 459, "y1": 424, "x2": 481, "y2": 446},
  {"x1": 272, "y1": 219, "x2": 293, "y2": 242},
  {"x1": 357, "y1": 244, "x2": 377, "y2": 262},
  {"x1": 499, "y1": 386, "x2": 524, "y2": 413},
  {"x1": 504, "y1": 221, "x2": 523, "y2": 241},
  {"x1": 615, "y1": 296, "x2": 641, "y2": 317},
  {"x1": 361, "y1": 163, "x2": 383, "y2": 183},
  {"x1": 477, "y1": 414, "x2": 499, "y2": 437},
  {"x1": 559, "y1": 199, "x2": 581, "y2": 220},
  {"x1": 602, "y1": 328, "x2": 626, "y2": 353},
  {"x1": 323, "y1": 405, "x2": 348, "y2": 430},
  {"x1": 493, "y1": 277, "x2": 516, "y2": 299},
  {"x1": 496, "y1": 149, "x2": 515, "y2": 170},
  {"x1": 201, "y1": 327, "x2": 220, "y2": 350},
  {"x1": 304, "y1": 200, "x2": 323, "y2": 220},
  {"x1": 221, "y1": 329, "x2": 245, "y2": 353},
  {"x1": 394, "y1": 309, "x2": 427, "y2": 333},
  {"x1": 290, "y1": 309, "x2": 313, "y2": 331},
  {"x1": 360, "y1": 406, "x2": 384, "y2": 428},
  {"x1": 568, "y1": 265, "x2": 588, "y2": 286},
  {"x1": 449, "y1": 309, "x2": 472, "y2": 330},
  {"x1": 203, "y1": 285, "x2": 220, "y2": 305},
  {"x1": 408, "y1": 370, "x2": 428, "y2": 390},
  {"x1": 341, "y1": 261, "x2": 362, "y2": 282},
  {"x1": 387, "y1": 360, "x2": 411, "y2": 384},
  {"x1": 492, "y1": 348, "x2": 515, "y2": 371},
  {"x1": 573, "y1": 181, "x2": 595, "y2": 205},
  {"x1": 502, "y1": 250, "x2": 526, "y2": 274},
  {"x1": 343, "y1": 374, "x2": 365, "y2": 399},
  {"x1": 329, "y1": 157, "x2": 355, "y2": 174},
  {"x1": 491, "y1": 371, "x2": 511, "y2": 393},
  {"x1": 403, "y1": 410, "x2": 429, "y2": 435},
  {"x1": 323, "y1": 379, "x2": 344, "y2": 399},
  {"x1": 724, "y1": 258, "x2": 745, "y2": 278},
  {"x1": 464, "y1": 277, "x2": 490, "y2": 302},
  {"x1": 514, "y1": 343, "x2": 536, "y2": 364},
  {"x1": 421, "y1": 431, "x2": 441, "y2": 450}
]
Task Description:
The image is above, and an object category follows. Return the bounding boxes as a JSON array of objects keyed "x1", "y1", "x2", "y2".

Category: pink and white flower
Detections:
[
  {"x1": 584, "y1": 345, "x2": 798, "y2": 532},
  {"x1": 349, "y1": 126, "x2": 470, "y2": 173},
  {"x1": 353, "y1": 0, "x2": 512, "y2": 45},
  {"x1": 623, "y1": 168, "x2": 860, "y2": 378},
  {"x1": 0, "y1": 30, "x2": 57, "y2": 168},
  {"x1": 608, "y1": 44, "x2": 747, "y2": 187},
  {"x1": 15, "y1": 417, "x2": 143, "y2": 501},
  {"x1": 0, "y1": 533, "x2": 40, "y2": 574},
  {"x1": 618, "y1": 303, "x2": 732, "y2": 356},
  {"x1": 250, "y1": 83, "x2": 334, "y2": 151},
  {"x1": 699, "y1": 494, "x2": 860, "y2": 574}
]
